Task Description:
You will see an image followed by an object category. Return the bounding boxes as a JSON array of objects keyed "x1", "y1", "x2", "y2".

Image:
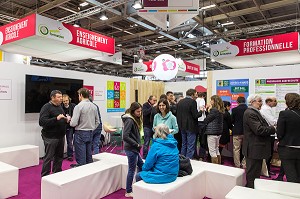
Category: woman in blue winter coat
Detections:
[
  {"x1": 153, "y1": 98, "x2": 179, "y2": 135},
  {"x1": 136, "y1": 123, "x2": 179, "y2": 184}
]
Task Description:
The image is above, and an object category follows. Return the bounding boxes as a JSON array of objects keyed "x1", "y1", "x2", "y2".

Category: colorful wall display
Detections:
[
  {"x1": 255, "y1": 78, "x2": 300, "y2": 114},
  {"x1": 107, "y1": 81, "x2": 126, "y2": 112},
  {"x1": 216, "y1": 79, "x2": 249, "y2": 109}
]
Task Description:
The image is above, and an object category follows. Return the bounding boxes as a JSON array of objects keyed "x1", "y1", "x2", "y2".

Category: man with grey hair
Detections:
[
  {"x1": 39, "y1": 90, "x2": 70, "y2": 176},
  {"x1": 243, "y1": 94, "x2": 276, "y2": 188}
]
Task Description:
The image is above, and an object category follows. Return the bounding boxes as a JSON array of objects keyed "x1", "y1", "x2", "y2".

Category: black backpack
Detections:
[{"x1": 178, "y1": 154, "x2": 193, "y2": 177}]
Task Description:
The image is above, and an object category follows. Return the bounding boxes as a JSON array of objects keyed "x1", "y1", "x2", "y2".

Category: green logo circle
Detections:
[
  {"x1": 39, "y1": 25, "x2": 49, "y2": 35},
  {"x1": 213, "y1": 50, "x2": 219, "y2": 57}
]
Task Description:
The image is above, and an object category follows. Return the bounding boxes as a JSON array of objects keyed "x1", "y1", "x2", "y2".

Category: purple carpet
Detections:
[{"x1": 8, "y1": 147, "x2": 284, "y2": 199}]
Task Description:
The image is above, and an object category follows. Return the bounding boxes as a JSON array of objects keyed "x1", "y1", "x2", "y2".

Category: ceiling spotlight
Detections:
[
  {"x1": 200, "y1": 4, "x2": 216, "y2": 10},
  {"x1": 117, "y1": 44, "x2": 122, "y2": 47},
  {"x1": 132, "y1": 0, "x2": 143, "y2": 10},
  {"x1": 79, "y1": 2, "x2": 89, "y2": 7},
  {"x1": 138, "y1": 58, "x2": 143, "y2": 63},
  {"x1": 99, "y1": 12, "x2": 108, "y2": 21},
  {"x1": 73, "y1": 20, "x2": 81, "y2": 27},
  {"x1": 158, "y1": 35, "x2": 164, "y2": 39}
]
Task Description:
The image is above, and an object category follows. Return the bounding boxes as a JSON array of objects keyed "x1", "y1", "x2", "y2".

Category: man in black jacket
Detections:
[
  {"x1": 231, "y1": 96, "x2": 247, "y2": 168},
  {"x1": 177, "y1": 89, "x2": 203, "y2": 159},
  {"x1": 243, "y1": 94, "x2": 275, "y2": 188},
  {"x1": 142, "y1": 95, "x2": 157, "y2": 159},
  {"x1": 39, "y1": 90, "x2": 70, "y2": 177}
]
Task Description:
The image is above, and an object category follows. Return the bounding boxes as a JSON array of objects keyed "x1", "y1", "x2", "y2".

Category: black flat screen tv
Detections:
[{"x1": 25, "y1": 74, "x2": 83, "y2": 113}]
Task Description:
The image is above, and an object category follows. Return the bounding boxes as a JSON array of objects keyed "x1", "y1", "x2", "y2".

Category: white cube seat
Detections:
[
  {"x1": 0, "y1": 145, "x2": 39, "y2": 169},
  {"x1": 255, "y1": 179, "x2": 300, "y2": 198},
  {"x1": 133, "y1": 169, "x2": 206, "y2": 199},
  {"x1": 226, "y1": 186, "x2": 298, "y2": 199},
  {"x1": 41, "y1": 161, "x2": 122, "y2": 199},
  {"x1": 191, "y1": 160, "x2": 245, "y2": 199},
  {"x1": 0, "y1": 161, "x2": 19, "y2": 198},
  {"x1": 93, "y1": 152, "x2": 128, "y2": 189}
]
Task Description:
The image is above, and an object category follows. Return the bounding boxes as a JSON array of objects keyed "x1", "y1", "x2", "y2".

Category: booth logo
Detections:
[
  {"x1": 39, "y1": 25, "x2": 49, "y2": 35},
  {"x1": 212, "y1": 50, "x2": 219, "y2": 57}
]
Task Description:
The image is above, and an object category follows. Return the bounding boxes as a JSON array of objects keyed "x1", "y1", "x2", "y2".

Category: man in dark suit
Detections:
[
  {"x1": 243, "y1": 94, "x2": 276, "y2": 188},
  {"x1": 177, "y1": 89, "x2": 203, "y2": 159},
  {"x1": 231, "y1": 96, "x2": 247, "y2": 168}
]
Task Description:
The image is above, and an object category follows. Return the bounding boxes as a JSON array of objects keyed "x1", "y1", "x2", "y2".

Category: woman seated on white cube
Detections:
[{"x1": 136, "y1": 124, "x2": 179, "y2": 184}]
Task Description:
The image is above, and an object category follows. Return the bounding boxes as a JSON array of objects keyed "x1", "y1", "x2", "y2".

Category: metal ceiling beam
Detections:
[
  {"x1": 204, "y1": 0, "x2": 298, "y2": 23},
  {"x1": 59, "y1": 0, "x2": 131, "y2": 23},
  {"x1": 124, "y1": 18, "x2": 300, "y2": 52},
  {"x1": 25, "y1": 0, "x2": 71, "y2": 16}
]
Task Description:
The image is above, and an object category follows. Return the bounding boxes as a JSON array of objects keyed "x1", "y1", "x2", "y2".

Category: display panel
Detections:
[{"x1": 25, "y1": 74, "x2": 83, "y2": 113}]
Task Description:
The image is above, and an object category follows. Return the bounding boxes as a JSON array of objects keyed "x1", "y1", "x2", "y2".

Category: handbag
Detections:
[{"x1": 178, "y1": 154, "x2": 193, "y2": 177}]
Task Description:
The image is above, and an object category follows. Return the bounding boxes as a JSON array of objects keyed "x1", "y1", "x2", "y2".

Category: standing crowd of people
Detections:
[{"x1": 39, "y1": 87, "x2": 300, "y2": 197}]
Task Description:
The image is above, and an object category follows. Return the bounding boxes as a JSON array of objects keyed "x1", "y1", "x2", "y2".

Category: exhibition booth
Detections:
[{"x1": 0, "y1": 6, "x2": 300, "y2": 199}]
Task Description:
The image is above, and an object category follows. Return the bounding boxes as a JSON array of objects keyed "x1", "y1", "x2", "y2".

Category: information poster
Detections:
[
  {"x1": 255, "y1": 78, "x2": 300, "y2": 114},
  {"x1": 107, "y1": 81, "x2": 126, "y2": 112},
  {"x1": 0, "y1": 79, "x2": 12, "y2": 100},
  {"x1": 216, "y1": 79, "x2": 249, "y2": 109}
]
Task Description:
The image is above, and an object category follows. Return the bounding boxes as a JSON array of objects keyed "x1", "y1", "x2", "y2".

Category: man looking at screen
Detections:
[
  {"x1": 70, "y1": 88, "x2": 100, "y2": 167},
  {"x1": 39, "y1": 90, "x2": 70, "y2": 177}
]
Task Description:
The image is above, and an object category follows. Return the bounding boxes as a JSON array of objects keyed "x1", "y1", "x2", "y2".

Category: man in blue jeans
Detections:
[
  {"x1": 70, "y1": 88, "x2": 100, "y2": 167},
  {"x1": 142, "y1": 95, "x2": 157, "y2": 159}
]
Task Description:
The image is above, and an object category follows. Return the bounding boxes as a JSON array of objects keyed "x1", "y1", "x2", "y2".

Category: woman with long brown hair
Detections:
[
  {"x1": 277, "y1": 93, "x2": 300, "y2": 183},
  {"x1": 204, "y1": 95, "x2": 224, "y2": 164},
  {"x1": 122, "y1": 102, "x2": 144, "y2": 197}
]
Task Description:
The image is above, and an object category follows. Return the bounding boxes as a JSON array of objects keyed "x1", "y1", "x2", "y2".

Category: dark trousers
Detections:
[
  {"x1": 74, "y1": 130, "x2": 93, "y2": 166},
  {"x1": 174, "y1": 130, "x2": 182, "y2": 153},
  {"x1": 41, "y1": 135, "x2": 64, "y2": 177},
  {"x1": 66, "y1": 128, "x2": 74, "y2": 157},
  {"x1": 143, "y1": 127, "x2": 153, "y2": 159},
  {"x1": 125, "y1": 150, "x2": 143, "y2": 193},
  {"x1": 279, "y1": 146, "x2": 300, "y2": 183},
  {"x1": 246, "y1": 158, "x2": 263, "y2": 188},
  {"x1": 266, "y1": 137, "x2": 275, "y2": 172}
]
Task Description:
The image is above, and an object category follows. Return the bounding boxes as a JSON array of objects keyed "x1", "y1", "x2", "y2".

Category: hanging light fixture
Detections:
[
  {"x1": 73, "y1": 20, "x2": 81, "y2": 27},
  {"x1": 132, "y1": 0, "x2": 143, "y2": 10}
]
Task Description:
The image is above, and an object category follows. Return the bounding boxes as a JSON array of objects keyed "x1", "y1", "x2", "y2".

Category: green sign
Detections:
[{"x1": 231, "y1": 86, "x2": 248, "y2": 93}]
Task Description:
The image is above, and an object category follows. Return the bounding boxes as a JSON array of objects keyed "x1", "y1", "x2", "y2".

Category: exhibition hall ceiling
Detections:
[{"x1": 0, "y1": 0, "x2": 299, "y2": 77}]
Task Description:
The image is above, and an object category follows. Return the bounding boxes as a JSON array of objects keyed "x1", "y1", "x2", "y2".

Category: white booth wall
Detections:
[
  {"x1": 164, "y1": 80, "x2": 207, "y2": 97},
  {"x1": 0, "y1": 61, "x2": 130, "y2": 156},
  {"x1": 210, "y1": 64, "x2": 300, "y2": 96}
]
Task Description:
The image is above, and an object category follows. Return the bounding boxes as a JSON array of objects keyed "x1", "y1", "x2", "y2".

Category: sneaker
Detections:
[
  {"x1": 70, "y1": 164, "x2": 79, "y2": 168},
  {"x1": 67, "y1": 157, "x2": 73, "y2": 161},
  {"x1": 125, "y1": 192, "x2": 133, "y2": 198}
]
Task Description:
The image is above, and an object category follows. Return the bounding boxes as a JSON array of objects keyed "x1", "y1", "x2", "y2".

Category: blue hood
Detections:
[{"x1": 153, "y1": 134, "x2": 177, "y2": 148}]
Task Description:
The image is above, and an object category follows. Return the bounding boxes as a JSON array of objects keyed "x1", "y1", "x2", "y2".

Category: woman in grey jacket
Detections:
[{"x1": 204, "y1": 95, "x2": 224, "y2": 164}]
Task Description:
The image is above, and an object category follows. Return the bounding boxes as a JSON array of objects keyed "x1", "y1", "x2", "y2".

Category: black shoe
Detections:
[
  {"x1": 274, "y1": 175, "x2": 284, "y2": 181},
  {"x1": 70, "y1": 164, "x2": 79, "y2": 168},
  {"x1": 67, "y1": 157, "x2": 73, "y2": 161},
  {"x1": 269, "y1": 171, "x2": 276, "y2": 176}
]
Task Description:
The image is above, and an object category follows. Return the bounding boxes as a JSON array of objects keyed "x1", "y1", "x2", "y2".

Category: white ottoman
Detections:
[
  {"x1": 0, "y1": 145, "x2": 39, "y2": 169},
  {"x1": 226, "y1": 186, "x2": 298, "y2": 199},
  {"x1": 93, "y1": 152, "x2": 128, "y2": 189},
  {"x1": 133, "y1": 170, "x2": 206, "y2": 199},
  {"x1": 191, "y1": 160, "x2": 245, "y2": 199},
  {"x1": 0, "y1": 161, "x2": 19, "y2": 198},
  {"x1": 42, "y1": 161, "x2": 122, "y2": 199},
  {"x1": 255, "y1": 179, "x2": 300, "y2": 198}
]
